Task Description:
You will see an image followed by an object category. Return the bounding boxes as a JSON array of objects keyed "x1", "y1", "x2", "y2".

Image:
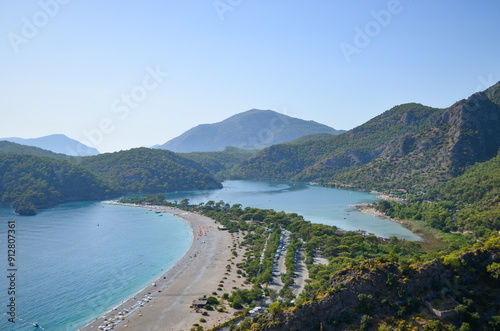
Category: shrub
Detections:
[
  {"x1": 386, "y1": 273, "x2": 398, "y2": 287},
  {"x1": 357, "y1": 294, "x2": 374, "y2": 314},
  {"x1": 269, "y1": 302, "x2": 282, "y2": 315},
  {"x1": 207, "y1": 296, "x2": 219, "y2": 305},
  {"x1": 359, "y1": 315, "x2": 373, "y2": 331}
]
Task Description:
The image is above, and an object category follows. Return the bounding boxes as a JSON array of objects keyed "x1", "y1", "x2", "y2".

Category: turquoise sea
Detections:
[
  {"x1": 163, "y1": 180, "x2": 420, "y2": 240},
  {"x1": 0, "y1": 180, "x2": 419, "y2": 330},
  {"x1": 0, "y1": 202, "x2": 192, "y2": 331}
]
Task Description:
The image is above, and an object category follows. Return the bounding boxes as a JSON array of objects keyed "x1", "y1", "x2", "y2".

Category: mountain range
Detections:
[
  {"x1": 233, "y1": 82, "x2": 500, "y2": 191},
  {"x1": 157, "y1": 109, "x2": 345, "y2": 153},
  {"x1": 0, "y1": 134, "x2": 99, "y2": 156},
  {"x1": 2, "y1": 81, "x2": 500, "y2": 214}
]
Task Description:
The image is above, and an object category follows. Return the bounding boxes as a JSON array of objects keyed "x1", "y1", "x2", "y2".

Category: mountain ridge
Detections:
[
  {"x1": 234, "y1": 82, "x2": 500, "y2": 191},
  {"x1": 0, "y1": 134, "x2": 99, "y2": 156},
  {"x1": 157, "y1": 109, "x2": 345, "y2": 153}
]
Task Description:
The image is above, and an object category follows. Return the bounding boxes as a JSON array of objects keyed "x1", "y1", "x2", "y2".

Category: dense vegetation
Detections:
[
  {"x1": 377, "y1": 148, "x2": 500, "y2": 235},
  {"x1": 80, "y1": 148, "x2": 222, "y2": 193},
  {"x1": 283, "y1": 133, "x2": 336, "y2": 145},
  {"x1": 265, "y1": 237, "x2": 500, "y2": 331},
  {"x1": 0, "y1": 154, "x2": 116, "y2": 214},
  {"x1": 0, "y1": 146, "x2": 222, "y2": 214},
  {"x1": 181, "y1": 146, "x2": 258, "y2": 181}
]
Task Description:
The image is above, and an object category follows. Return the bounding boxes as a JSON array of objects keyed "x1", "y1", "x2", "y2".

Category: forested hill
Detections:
[
  {"x1": 181, "y1": 146, "x2": 259, "y2": 181},
  {"x1": 0, "y1": 147, "x2": 222, "y2": 214},
  {"x1": 79, "y1": 148, "x2": 222, "y2": 193},
  {"x1": 235, "y1": 103, "x2": 445, "y2": 184},
  {"x1": 235, "y1": 82, "x2": 500, "y2": 191},
  {"x1": 377, "y1": 147, "x2": 500, "y2": 234},
  {"x1": 0, "y1": 154, "x2": 117, "y2": 215}
]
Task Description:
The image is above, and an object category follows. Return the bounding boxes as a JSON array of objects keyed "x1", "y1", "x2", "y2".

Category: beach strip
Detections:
[{"x1": 79, "y1": 202, "x2": 246, "y2": 331}]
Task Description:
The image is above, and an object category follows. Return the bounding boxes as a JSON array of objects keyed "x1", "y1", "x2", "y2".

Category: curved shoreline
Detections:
[
  {"x1": 78, "y1": 202, "x2": 243, "y2": 331},
  {"x1": 77, "y1": 203, "x2": 195, "y2": 330}
]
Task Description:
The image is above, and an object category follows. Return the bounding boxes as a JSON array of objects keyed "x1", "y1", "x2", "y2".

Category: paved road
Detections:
[
  {"x1": 265, "y1": 231, "x2": 310, "y2": 301},
  {"x1": 292, "y1": 248, "x2": 308, "y2": 296}
]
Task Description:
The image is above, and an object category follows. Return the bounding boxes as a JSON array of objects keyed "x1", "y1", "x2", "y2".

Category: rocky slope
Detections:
[
  {"x1": 260, "y1": 247, "x2": 500, "y2": 330},
  {"x1": 236, "y1": 82, "x2": 500, "y2": 191}
]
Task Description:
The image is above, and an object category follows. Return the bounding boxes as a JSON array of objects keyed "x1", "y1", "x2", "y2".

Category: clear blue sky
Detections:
[{"x1": 1, "y1": 0, "x2": 499, "y2": 153}]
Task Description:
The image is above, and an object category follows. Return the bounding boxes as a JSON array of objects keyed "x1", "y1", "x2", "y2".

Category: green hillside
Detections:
[
  {"x1": 181, "y1": 146, "x2": 259, "y2": 180},
  {"x1": 0, "y1": 154, "x2": 116, "y2": 215},
  {"x1": 284, "y1": 133, "x2": 336, "y2": 145},
  {"x1": 378, "y1": 148, "x2": 500, "y2": 234},
  {"x1": 0, "y1": 147, "x2": 222, "y2": 214},
  {"x1": 236, "y1": 82, "x2": 500, "y2": 192},
  {"x1": 80, "y1": 147, "x2": 222, "y2": 193},
  {"x1": 235, "y1": 103, "x2": 446, "y2": 183}
]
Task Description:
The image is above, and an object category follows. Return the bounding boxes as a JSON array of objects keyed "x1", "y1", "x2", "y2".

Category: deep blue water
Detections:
[{"x1": 0, "y1": 180, "x2": 419, "y2": 330}]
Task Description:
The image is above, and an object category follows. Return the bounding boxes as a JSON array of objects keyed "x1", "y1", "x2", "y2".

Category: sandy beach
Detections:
[{"x1": 79, "y1": 203, "x2": 247, "y2": 331}]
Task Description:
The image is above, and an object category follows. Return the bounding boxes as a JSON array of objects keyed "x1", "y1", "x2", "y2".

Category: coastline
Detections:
[
  {"x1": 79, "y1": 202, "x2": 246, "y2": 331},
  {"x1": 354, "y1": 204, "x2": 446, "y2": 249}
]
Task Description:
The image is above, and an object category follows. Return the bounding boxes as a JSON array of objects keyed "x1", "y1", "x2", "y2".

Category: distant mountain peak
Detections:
[
  {"x1": 0, "y1": 134, "x2": 99, "y2": 156},
  {"x1": 157, "y1": 109, "x2": 344, "y2": 153}
]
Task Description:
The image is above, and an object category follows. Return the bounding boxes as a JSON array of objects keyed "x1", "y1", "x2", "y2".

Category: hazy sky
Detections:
[{"x1": 1, "y1": 0, "x2": 499, "y2": 153}]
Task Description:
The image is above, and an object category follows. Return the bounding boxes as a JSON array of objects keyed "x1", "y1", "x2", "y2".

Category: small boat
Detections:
[{"x1": 33, "y1": 322, "x2": 39, "y2": 327}]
